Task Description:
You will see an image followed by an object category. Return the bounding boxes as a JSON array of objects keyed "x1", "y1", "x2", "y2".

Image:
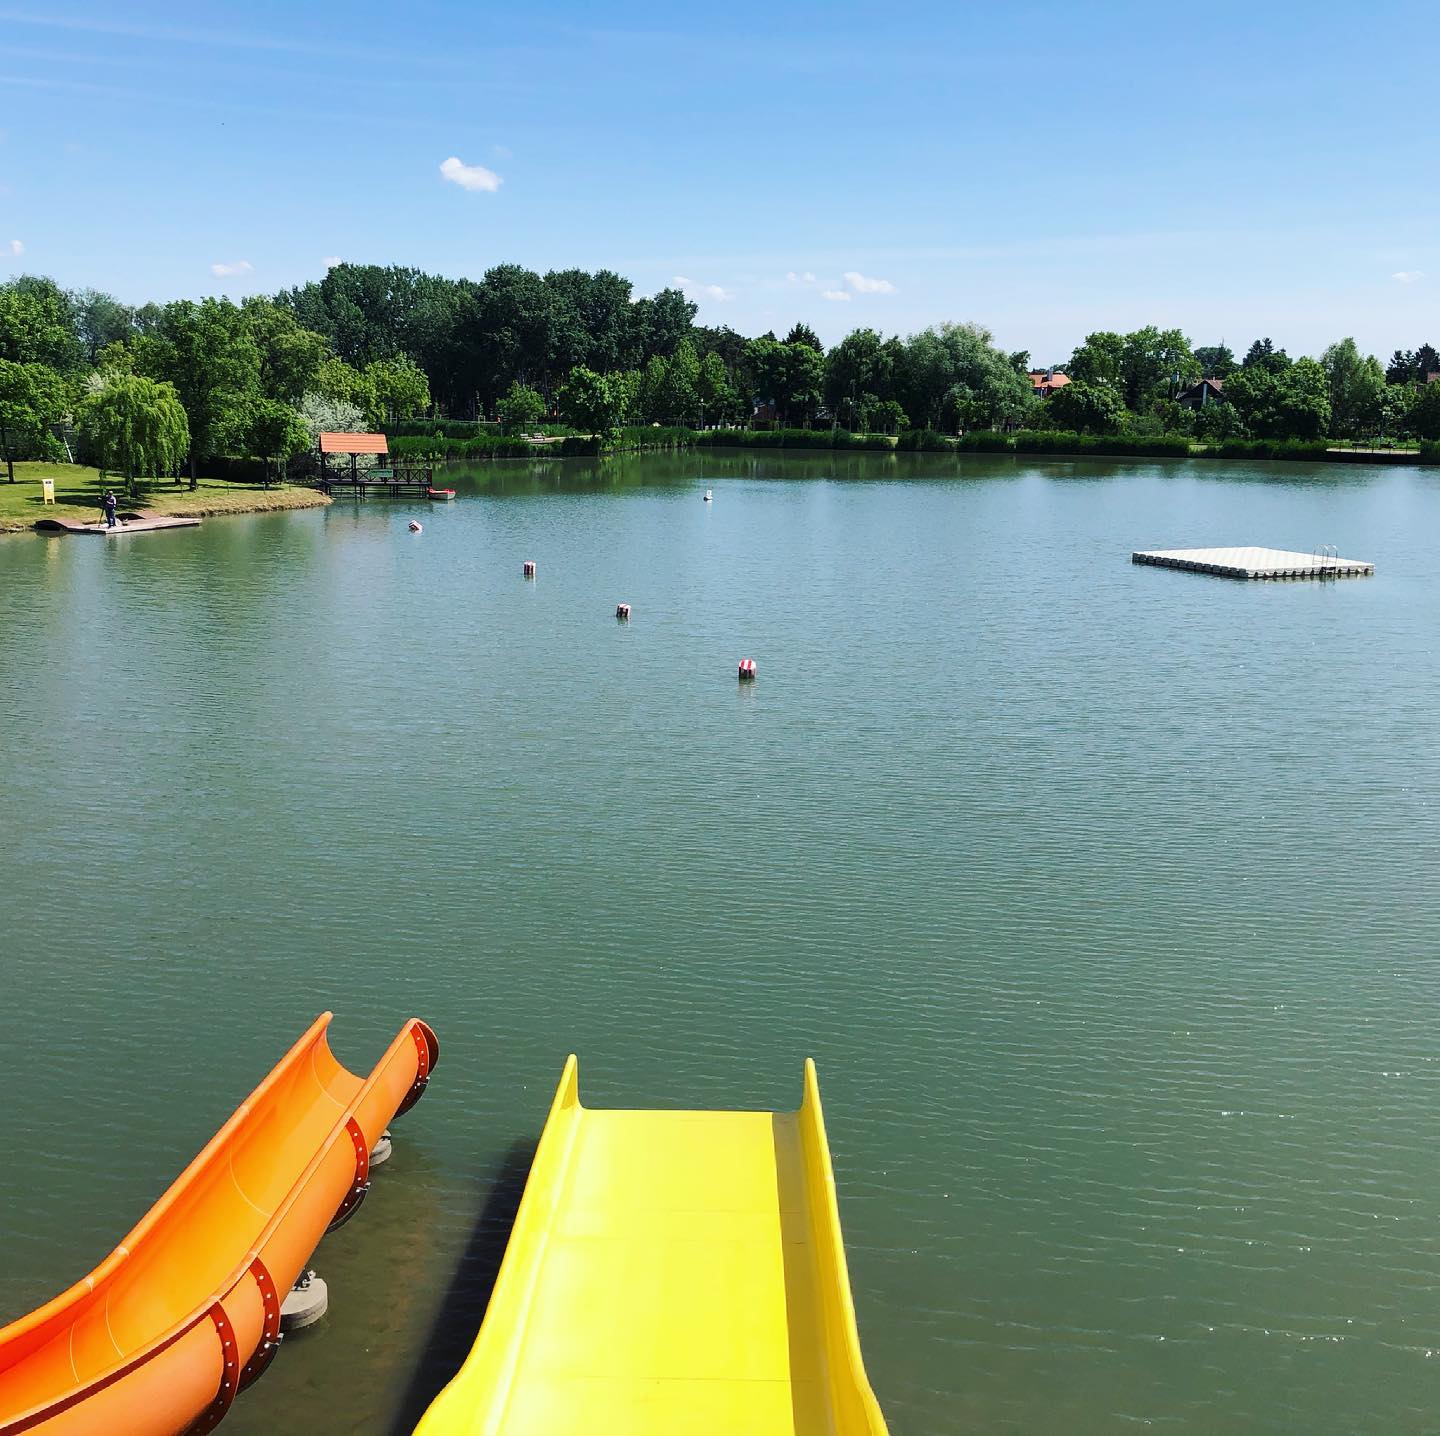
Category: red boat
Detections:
[{"x1": 427, "y1": 487, "x2": 457, "y2": 500}]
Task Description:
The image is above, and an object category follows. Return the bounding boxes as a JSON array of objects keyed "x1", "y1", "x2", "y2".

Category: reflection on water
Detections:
[{"x1": 3, "y1": 453, "x2": 1440, "y2": 1435}]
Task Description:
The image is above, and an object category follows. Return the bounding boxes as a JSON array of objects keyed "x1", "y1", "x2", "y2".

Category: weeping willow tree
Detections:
[{"x1": 78, "y1": 373, "x2": 190, "y2": 499}]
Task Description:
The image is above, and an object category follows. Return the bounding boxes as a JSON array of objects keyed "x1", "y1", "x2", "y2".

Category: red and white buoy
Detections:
[
  {"x1": 408, "y1": 520, "x2": 422, "y2": 533},
  {"x1": 523, "y1": 560, "x2": 536, "y2": 578},
  {"x1": 616, "y1": 603, "x2": 631, "y2": 620},
  {"x1": 737, "y1": 657, "x2": 757, "y2": 681}
]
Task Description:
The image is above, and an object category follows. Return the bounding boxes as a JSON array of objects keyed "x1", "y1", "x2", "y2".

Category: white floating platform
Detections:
[{"x1": 1132, "y1": 546, "x2": 1374, "y2": 580}]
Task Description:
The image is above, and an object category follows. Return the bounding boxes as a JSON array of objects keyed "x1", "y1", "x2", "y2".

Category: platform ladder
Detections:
[{"x1": 1312, "y1": 543, "x2": 1339, "y2": 579}]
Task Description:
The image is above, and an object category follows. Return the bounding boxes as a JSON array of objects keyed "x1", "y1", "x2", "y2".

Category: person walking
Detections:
[{"x1": 101, "y1": 489, "x2": 118, "y2": 528}]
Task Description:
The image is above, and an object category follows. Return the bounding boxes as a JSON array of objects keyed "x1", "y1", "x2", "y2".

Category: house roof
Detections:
[
  {"x1": 319, "y1": 431, "x2": 388, "y2": 454},
  {"x1": 1032, "y1": 372, "x2": 1071, "y2": 391}
]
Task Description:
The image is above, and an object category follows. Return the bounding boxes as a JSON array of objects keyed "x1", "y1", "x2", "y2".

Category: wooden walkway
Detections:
[
  {"x1": 1133, "y1": 546, "x2": 1374, "y2": 580},
  {"x1": 35, "y1": 513, "x2": 201, "y2": 536},
  {"x1": 318, "y1": 478, "x2": 433, "y2": 498}
]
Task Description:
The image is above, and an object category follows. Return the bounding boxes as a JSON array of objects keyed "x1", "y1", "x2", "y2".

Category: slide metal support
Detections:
[
  {"x1": 238, "y1": 1257, "x2": 283, "y2": 1391},
  {"x1": 327, "y1": 1117, "x2": 371, "y2": 1231},
  {"x1": 189, "y1": 1301, "x2": 241, "y2": 1435},
  {"x1": 396, "y1": 1021, "x2": 438, "y2": 1117}
]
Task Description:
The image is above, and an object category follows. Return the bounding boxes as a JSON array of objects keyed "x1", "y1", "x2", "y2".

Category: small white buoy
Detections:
[
  {"x1": 408, "y1": 520, "x2": 422, "y2": 533},
  {"x1": 280, "y1": 1271, "x2": 328, "y2": 1332},
  {"x1": 703, "y1": 490, "x2": 713, "y2": 502},
  {"x1": 616, "y1": 603, "x2": 631, "y2": 620},
  {"x1": 523, "y1": 560, "x2": 536, "y2": 578},
  {"x1": 369, "y1": 1129, "x2": 393, "y2": 1166}
]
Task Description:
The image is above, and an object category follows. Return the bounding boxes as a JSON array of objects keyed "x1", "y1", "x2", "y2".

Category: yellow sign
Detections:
[{"x1": 41, "y1": 478, "x2": 55, "y2": 504}]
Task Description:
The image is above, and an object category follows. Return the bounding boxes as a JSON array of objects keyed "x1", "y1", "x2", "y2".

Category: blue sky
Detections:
[{"x1": 0, "y1": 0, "x2": 1436, "y2": 363}]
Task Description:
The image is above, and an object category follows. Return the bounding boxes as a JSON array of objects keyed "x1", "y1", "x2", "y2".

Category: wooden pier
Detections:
[
  {"x1": 316, "y1": 468, "x2": 435, "y2": 499},
  {"x1": 315, "y1": 430, "x2": 433, "y2": 498},
  {"x1": 35, "y1": 514, "x2": 201, "y2": 536},
  {"x1": 1132, "y1": 546, "x2": 1374, "y2": 580}
]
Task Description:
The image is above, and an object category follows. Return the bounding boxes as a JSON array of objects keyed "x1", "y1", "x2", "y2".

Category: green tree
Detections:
[
  {"x1": 780, "y1": 342, "x2": 824, "y2": 426},
  {"x1": 1067, "y1": 331, "x2": 1125, "y2": 390},
  {"x1": 1381, "y1": 383, "x2": 1417, "y2": 439},
  {"x1": 70, "y1": 288, "x2": 136, "y2": 364},
  {"x1": 496, "y1": 380, "x2": 547, "y2": 433},
  {"x1": 1042, "y1": 380, "x2": 1127, "y2": 433},
  {"x1": 1224, "y1": 358, "x2": 1330, "y2": 438},
  {"x1": 872, "y1": 398, "x2": 909, "y2": 435},
  {"x1": 824, "y1": 328, "x2": 892, "y2": 427},
  {"x1": 745, "y1": 337, "x2": 787, "y2": 420},
  {"x1": 133, "y1": 299, "x2": 261, "y2": 486},
  {"x1": 637, "y1": 354, "x2": 669, "y2": 423},
  {"x1": 0, "y1": 277, "x2": 82, "y2": 371},
  {"x1": 1120, "y1": 326, "x2": 1199, "y2": 410},
  {"x1": 543, "y1": 269, "x2": 637, "y2": 372},
  {"x1": 363, "y1": 354, "x2": 430, "y2": 424},
  {"x1": 631, "y1": 287, "x2": 697, "y2": 360},
  {"x1": 1321, "y1": 338, "x2": 1385, "y2": 438},
  {"x1": 557, "y1": 367, "x2": 621, "y2": 439},
  {"x1": 1411, "y1": 381, "x2": 1440, "y2": 441},
  {"x1": 659, "y1": 340, "x2": 701, "y2": 425},
  {"x1": 1385, "y1": 349, "x2": 1415, "y2": 386},
  {"x1": 1241, "y1": 338, "x2": 1291, "y2": 374},
  {"x1": 1193, "y1": 344, "x2": 1237, "y2": 379},
  {"x1": 608, "y1": 368, "x2": 642, "y2": 425},
  {"x1": 78, "y1": 373, "x2": 190, "y2": 498},
  {"x1": 312, "y1": 355, "x2": 373, "y2": 411},
  {"x1": 696, "y1": 351, "x2": 737, "y2": 426},
  {"x1": 241, "y1": 298, "x2": 329, "y2": 403},
  {"x1": 240, "y1": 398, "x2": 310, "y2": 484},
  {"x1": 0, "y1": 360, "x2": 67, "y2": 479},
  {"x1": 783, "y1": 322, "x2": 823, "y2": 354},
  {"x1": 897, "y1": 323, "x2": 1032, "y2": 431}
]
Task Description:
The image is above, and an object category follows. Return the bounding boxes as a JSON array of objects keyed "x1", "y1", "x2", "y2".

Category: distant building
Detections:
[
  {"x1": 1177, "y1": 377, "x2": 1226, "y2": 409},
  {"x1": 1029, "y1": 369, "x2": 1070, "y2": 398}
]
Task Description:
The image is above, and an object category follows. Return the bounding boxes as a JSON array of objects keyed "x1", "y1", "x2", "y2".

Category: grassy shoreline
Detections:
[{"x1": 0, "y1": 463, "x2": 331, "y2": 534}]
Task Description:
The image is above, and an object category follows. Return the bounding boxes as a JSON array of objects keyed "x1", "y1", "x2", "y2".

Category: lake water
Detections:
[{"x1": 3, "y1": 450, "x2": 1440, "y2": 1435}]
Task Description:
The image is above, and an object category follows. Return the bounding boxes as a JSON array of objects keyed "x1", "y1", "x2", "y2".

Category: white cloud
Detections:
[
  {"x1": 322, "y1": 255, "x2": 342, "y2": 269},
  {"x1": 674, "y1": 274, "x2": 734, "y2": 301},
  {"x1": 439, "y1": 155, "x2": 502, "y2": 192},
  {"x1": 844, "y1": 270, "x2": 895, "y2": 294},
  {"x1": 6, "y1": 239, "x2": 22, "y2": 257},
  {"x1": 210, "y1": 258, "x2": 252, "y2": 277},
  {"x1": 492, "y1": 143, "x2": 513, "y2": 159},
  {"x1": 1392, "y1": 270, "x2": 1424, "y2": 284},
  {"x1": 821, "y1": 289, "x2": 851, "y2": 302},
  {"x1": 785, "y1": 270, "x2": 817, "y2": 284}
]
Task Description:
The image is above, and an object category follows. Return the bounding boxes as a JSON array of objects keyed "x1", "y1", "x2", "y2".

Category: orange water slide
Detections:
[{"x1": 0, "y1": 1013, "x2": 438, "y2": 1436}]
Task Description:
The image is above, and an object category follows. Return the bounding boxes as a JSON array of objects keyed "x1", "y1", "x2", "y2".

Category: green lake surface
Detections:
[{"x1": 3, "y1": 450, "x2": 1440, "y2": 1435}]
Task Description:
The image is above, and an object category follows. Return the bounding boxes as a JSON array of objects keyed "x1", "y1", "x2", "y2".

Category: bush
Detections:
[
  {"x1": 389, "y1": 418, "x2": 499, "y2": 439},
  {"x1": 955, "y1": 430, "x2": 1013, "y2": 452},
  {"x1": 616, "y1": 425, "x2": 699, "y2": 449},
  {"x1": 389, "y1": 432, "x2": 535, "y2": 461},
  {"x1": 1213, "y1": 438, "x2": 1331, "y2": 461},
  {"x1": 1421, "y1": 440, "x2": 1440, "y2": 464},
  {"x1": 560, "y1": 435, "x2": 601, "y2": 456},
  {"x1": 1011, "y1": 430, "x2": 1190, "y2": 458},
  {"x1": 897, "y1": 428, "x2": 954, "y2": 452}
]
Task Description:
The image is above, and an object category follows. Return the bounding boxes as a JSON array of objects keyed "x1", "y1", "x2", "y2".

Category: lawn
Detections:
[{"x1": 0, "y1": 463, "x2": 330, "y2": 533}]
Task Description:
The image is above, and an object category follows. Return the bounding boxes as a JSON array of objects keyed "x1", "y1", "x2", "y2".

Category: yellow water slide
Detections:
[{"x1": 415, "y1": 1057, "x2": 888, "y2": 1435}]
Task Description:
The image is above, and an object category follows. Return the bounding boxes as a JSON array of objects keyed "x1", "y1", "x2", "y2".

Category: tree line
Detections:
[{"x1": 2, "y1": 264, "x2": 1439, "y2": 492}]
